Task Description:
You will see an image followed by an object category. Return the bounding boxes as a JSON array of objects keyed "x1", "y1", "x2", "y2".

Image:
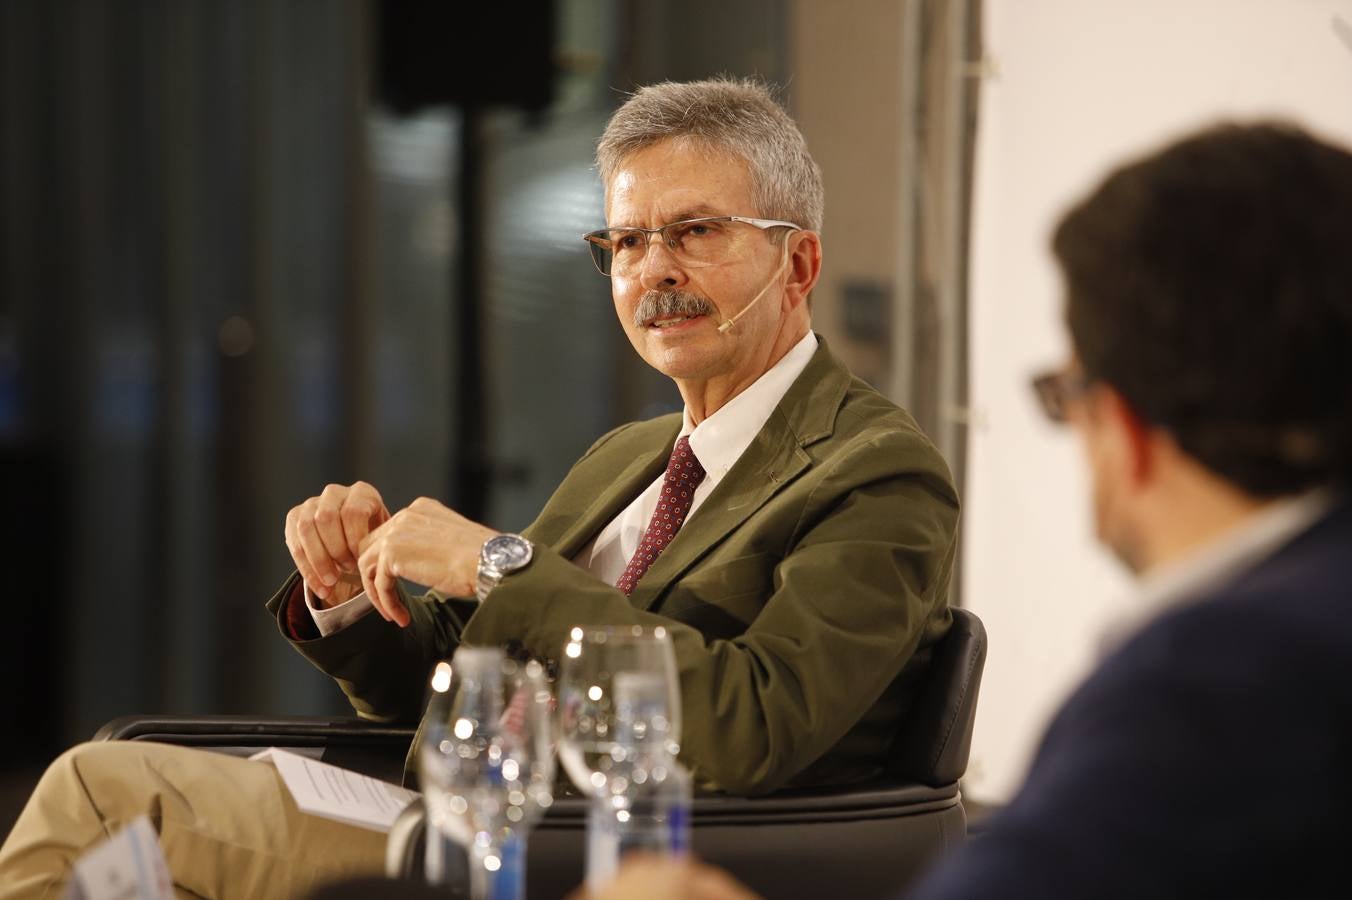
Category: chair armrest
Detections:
[
  {"x1": 93, "y1": 714, "x2": 415, "y2": 746},
  {"x1": 93, "y1": 714, "x2": 417, "y2": 784}
]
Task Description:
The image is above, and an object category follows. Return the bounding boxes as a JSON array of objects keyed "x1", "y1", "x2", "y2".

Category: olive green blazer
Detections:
[{"x1": 268, "y1": 338, "x2": 958, "y2": 795}]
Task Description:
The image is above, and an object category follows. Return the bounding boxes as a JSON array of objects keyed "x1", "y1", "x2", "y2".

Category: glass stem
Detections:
[
  {"x1": 426, "y1": 825, "x2": 470, "y2": 886},
  {"x1": 475, "y1": 835, "x2": 526, "y2": 900}
]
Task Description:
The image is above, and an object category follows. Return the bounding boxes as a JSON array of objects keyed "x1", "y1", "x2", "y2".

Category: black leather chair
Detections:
[{"x1": 96, "y1": 608, "x2": 986, "y2": 899}]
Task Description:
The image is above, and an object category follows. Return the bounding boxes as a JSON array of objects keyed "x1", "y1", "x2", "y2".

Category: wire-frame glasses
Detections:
[{"x1": 582, "y1": 215, "x2": 801, "y2": 277}]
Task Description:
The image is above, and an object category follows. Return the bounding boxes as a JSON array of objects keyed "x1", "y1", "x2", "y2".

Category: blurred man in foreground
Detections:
[
  {"x1": 588, "y1": 121, "x2": 1352, "y2": 898},
  {"x1": 0, "y1": 79, "x2": 958, "y2": 898}
]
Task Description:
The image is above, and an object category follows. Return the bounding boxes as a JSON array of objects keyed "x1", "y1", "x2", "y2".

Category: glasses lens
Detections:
[
  {"x1": 1029, "y1": 373, "x2": 1056, "y2": 423},
  {"x1": 610, "y1": 229, "x2": 655, "y2": 277},
  {"x1": 1031, "y1": 371, "x2": 1091, "y2": 424},
  {"x1": 663, "y1": 219, "x2": 735, "y2": 269},
  {"x1": 586, "y1": 237, "x2": 614, "y2": 276}
]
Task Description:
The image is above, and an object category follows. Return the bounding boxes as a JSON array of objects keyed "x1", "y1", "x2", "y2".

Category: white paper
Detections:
[
  {"x1": 250, "y1": 748, "x2": 419, "y2": 833},
  {"x1": 64, "y1": 815, "x2": 174, "y2": 900}
]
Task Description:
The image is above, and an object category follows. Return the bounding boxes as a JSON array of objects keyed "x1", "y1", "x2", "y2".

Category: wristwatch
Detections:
[{"x1": 475, "y1": 533, "x2": 534, "y2": 601}]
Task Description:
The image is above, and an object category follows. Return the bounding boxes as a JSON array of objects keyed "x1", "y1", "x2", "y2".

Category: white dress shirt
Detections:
[
  {"x1": 578, "y1": 330, "x2": 818, "y2": 585},
  {"x1": 307, "y1": 331, "x2": 819, "y2": 636}
]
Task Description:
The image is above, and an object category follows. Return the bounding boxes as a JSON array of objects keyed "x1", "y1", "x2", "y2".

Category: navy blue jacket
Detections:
[{"x1": 910, "y1": 498, "x2": 1352, "y2": 898}]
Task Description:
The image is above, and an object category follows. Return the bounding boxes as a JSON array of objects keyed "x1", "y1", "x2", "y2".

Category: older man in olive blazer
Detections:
[
  {"x1": 0, "y1": 78, "x2": 955, "y2": 899},
  {"x1": 264, "y1": 78, "x2": 958, "y2": 797},
  {"x1": 270, "y1": 336, "x2": 957, "y2": 795}
]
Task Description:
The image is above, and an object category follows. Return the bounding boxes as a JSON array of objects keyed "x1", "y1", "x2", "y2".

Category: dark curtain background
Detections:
[
  {"x1": 1, "y1": 0, "x2": 373, "y2": 763},
  {"x1": 0, "y1": 0, "x2": 791, "y2": 776}
]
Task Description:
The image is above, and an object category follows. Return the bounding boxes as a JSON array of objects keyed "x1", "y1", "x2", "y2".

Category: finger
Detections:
[
  {"x1": 294, "y1": 506, "x2": 341, "y2": 594},
  {"x1": 284, "y1": 508, "x2": 324, "y2": 594},
  {"x1": 374, "y1": 550, "x2": 411, "y2": 628},
  {"x1": 340, "y1": 489, "x2": 386, "y2": 564},
  {"x1": 358, "y1": 511, "x2": 395, "y2": 558},
  {"x1": 350, "y1": 481, "x2": 390, "y2": 523},
  {"x1": 289, "y1": 504, "x2": 336, "y2": 598},
  {"x1": 315, "y1": 484, "x2": 355, "y2": 572},
  {"x1": 357, "y1": 543, "x2": 388, "y2": 621}
]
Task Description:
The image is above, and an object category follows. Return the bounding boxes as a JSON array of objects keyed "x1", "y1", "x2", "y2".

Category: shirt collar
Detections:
[
  {"x1": 680, "y1": 331, "x2": 819, "y2": 487},
  {"x1": 1101, "y1": 487, "x2": 1335, "y2": 653}
]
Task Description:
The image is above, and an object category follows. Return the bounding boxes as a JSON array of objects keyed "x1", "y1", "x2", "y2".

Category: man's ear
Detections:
[
  {"x1": 783, "y1": 231, "x2": 822, "y2": 311},
  {"x1": 1098, "y1": 385, "x2": 1156, "y2": 486}
]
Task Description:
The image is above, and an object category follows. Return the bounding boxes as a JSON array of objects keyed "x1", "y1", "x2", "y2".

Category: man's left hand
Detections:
[{"x1": 356, "y1": 497, "x2": 498, "y2": 627}]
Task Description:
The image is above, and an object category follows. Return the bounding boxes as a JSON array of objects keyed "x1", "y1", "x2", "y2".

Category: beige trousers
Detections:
[{"x1": 0, "y1": 741, "x2": 386, "y2": 899}]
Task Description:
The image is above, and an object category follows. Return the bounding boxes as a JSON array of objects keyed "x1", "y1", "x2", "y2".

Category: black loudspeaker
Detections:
[{"x1": 375, "y1": 2, "x2": 557, "y2": 113}]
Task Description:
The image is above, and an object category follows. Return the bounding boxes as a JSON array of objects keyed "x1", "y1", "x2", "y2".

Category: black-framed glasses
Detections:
[
  {"x1": 582, "y1": 215, "x2": 801, "y2": 278},
  {"x1": 1030, "y1": 368, "x2": 1093, "y2": 424}
]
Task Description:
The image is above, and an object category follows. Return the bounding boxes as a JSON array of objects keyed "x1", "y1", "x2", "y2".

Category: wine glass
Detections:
[
  {"x1": 417, "y1": 647, "x2": 555, "y2": 900},
  {"x1": 556, "y1": 625, "x2": 681, "y2": 799}
]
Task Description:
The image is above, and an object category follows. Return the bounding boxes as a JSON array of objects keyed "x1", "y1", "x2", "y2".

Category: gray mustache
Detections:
[{"x1": 633, "y1": 290, "x2": 717, "y2": 328}]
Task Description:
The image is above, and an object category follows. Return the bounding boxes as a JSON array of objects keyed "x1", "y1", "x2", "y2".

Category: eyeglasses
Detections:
[
  {"x1": 582, "y1": 215, "x2": 801, "y2": 278},
  {"x1": 1030, "y1": 368, "x2": 1093, "y2": 424}
]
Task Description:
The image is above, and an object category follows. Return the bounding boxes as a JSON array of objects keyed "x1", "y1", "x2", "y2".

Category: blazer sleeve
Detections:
[
  {"x1": 459, "y1": 430, "x2": 959, "y2": 795},
  {"x1": 261, "y1": 425, "x2": 636, "y2": 723},
  {"x1": 265, "y1": 571, "x2": 478, "y2": 723}
]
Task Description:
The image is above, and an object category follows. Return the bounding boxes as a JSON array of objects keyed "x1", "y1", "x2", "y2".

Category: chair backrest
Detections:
[{"x1": 889, "y1": 606, "x2": 988, "y2": 787}]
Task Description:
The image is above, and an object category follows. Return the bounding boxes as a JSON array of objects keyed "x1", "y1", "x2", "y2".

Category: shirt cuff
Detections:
[{"x1": 305, "y1": 582, "x2": 376, "y2": 637}]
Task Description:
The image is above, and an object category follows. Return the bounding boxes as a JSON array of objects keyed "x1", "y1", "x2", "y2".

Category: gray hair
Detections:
[{"x1": 596, "y1": 78, "x2": 825, "y2": 233}]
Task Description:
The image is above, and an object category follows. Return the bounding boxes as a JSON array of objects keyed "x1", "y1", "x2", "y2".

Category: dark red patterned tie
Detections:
[{"x1": 616, "y1": 436, "x2": 706, "y2": 596}]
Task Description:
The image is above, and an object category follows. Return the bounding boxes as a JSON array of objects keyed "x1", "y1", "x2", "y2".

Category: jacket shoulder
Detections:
[
  {"x1": 578, "y1": 411, "x2": 683, "y2": 462},
  {"x1": 818, "y1": 376, "x2": 954, "y2": 482}
]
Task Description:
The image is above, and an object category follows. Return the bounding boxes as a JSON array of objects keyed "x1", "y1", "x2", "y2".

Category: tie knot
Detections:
[{"x1": 666, "y1": 436, "x2": 706, "y2": 485}]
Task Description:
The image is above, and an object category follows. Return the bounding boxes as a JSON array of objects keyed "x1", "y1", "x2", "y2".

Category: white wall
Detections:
[{"x1": 963, "y1": 0, "x2": 1352, "y2": 803}]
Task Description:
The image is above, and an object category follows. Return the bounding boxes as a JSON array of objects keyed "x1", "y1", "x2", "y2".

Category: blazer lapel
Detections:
[
  {"x1": 627, "y1": 413, "x2": 808, "y2": 611},
  {"x1": 627, "y1": 337, "x2": 851, "y2": 611},
  {"x1": 534, "y1": 424, "x2": 679, "y2": 560}
]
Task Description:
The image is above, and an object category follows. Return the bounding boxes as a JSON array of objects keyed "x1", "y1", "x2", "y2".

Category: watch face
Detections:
[{"x1": 484, "y1": 534, "x2": 532, "y2": 571}]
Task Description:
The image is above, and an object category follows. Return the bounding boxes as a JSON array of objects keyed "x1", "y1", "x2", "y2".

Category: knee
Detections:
[
  {"x1": 39, "y1": 741, "x2": 132, "y2": 792},
  {"x1": 51, "y1": 741, "x2": 113, "y2": 770}
]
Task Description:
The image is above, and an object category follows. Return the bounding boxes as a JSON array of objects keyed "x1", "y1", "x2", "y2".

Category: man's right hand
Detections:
[{"x1": 284, "y1": 481, "x2": 390, "y2": 606}]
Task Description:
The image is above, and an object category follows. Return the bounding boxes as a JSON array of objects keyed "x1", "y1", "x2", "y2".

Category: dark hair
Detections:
[{"x1": 1053, "y1": 122, "x2": 1352, "y2": 496}]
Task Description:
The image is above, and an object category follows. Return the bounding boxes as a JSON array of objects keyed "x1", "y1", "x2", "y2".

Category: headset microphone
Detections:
[{"x1": 717, "y1": 244, "x2": 792, "y2": 335}]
